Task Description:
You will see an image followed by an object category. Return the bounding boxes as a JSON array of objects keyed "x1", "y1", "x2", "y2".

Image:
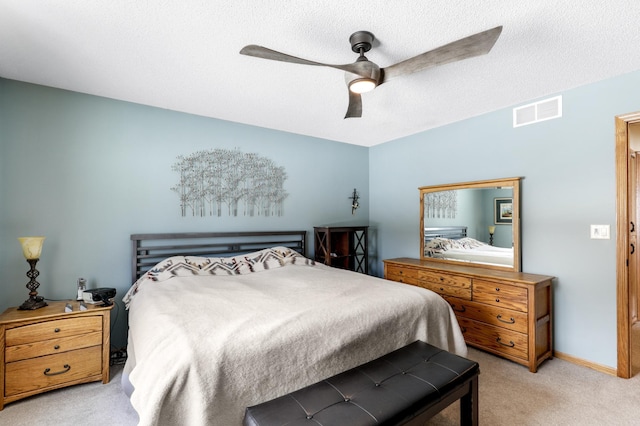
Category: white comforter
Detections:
[
  {"x1": 124, "y1": 262, "x2": 466, "y2": 426},
  {"x1": 434, "y1": 245, "x2": 513, "y2": 266}
]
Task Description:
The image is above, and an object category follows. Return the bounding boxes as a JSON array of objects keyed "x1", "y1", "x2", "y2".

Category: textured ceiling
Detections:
[{"x1": 1, "y1": 1, "x2": 639, "y2": 147}]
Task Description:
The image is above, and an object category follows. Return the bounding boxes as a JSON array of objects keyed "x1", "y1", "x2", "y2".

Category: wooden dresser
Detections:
[
  {"x1": 0, "y1": 300, "x2": 112, "y2": 410},
  {"x1": 383, "y1": 258, "x2": 553, "y2": 372}
]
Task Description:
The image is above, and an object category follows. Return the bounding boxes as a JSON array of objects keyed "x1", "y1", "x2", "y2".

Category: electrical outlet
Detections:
[{"x1": 590, "y1": 224, "x2": 610, "y2": 239}]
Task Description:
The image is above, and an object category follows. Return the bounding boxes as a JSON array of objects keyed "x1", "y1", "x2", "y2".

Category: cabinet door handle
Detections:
[
  {"x1": 44, "y1": 364, "x2": 71, "y2": 376},
  {"x1": 632, "y1": 243, "x2": 635, "y2": 255},
  {"x1": 497, "y1": 314, "x2": 515, "y2": 324},
  {"x1": 631, "y1": 221, "x2": 635, "y2": 232},
  {"x1": 496, "y1": 337, "x2": 515, "y2": 347}
]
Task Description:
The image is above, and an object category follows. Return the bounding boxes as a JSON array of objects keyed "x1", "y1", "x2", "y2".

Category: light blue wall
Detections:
[
  {"x1": 0, "y1": 78, "x2": 369, "y2": 348},
  {"x1": 371, "y1": 69, "x2": 640, "y2": 369},
  {"x1": 3, "y1": 69, "x2": 640, "y2": 369}
]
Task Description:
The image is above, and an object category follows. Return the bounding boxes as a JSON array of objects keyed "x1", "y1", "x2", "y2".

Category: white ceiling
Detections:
[{"x1": 1, "y1": 1, "x2": 639, "y2": 147}]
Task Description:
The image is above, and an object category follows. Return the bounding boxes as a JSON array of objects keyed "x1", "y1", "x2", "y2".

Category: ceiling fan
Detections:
[{"x1": 240, "y1": 26, "x2": 502, "y2": 119}]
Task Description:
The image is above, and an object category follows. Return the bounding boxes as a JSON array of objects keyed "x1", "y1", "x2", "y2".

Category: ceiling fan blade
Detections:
[
  {"x1": 240, "y1": 45, "x2": 372, "y2": 78},
  {"x1": 344, "y1": 90, "x2": 362, "y2": 119},
  {"x1": 381, "y1": 26, "x2": 503, "y2": 83}
]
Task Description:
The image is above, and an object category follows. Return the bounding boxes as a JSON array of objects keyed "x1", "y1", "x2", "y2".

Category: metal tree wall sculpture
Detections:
[
  {"x1": 424, "y1": 190, "x2": 457, "y2": 219},
  {"x1": 171, "y1": 148, "x2": 289, "y2": 217}
]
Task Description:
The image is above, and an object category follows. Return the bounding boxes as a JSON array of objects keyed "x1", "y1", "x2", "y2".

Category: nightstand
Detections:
[{"x1": 0, "y1": 300, "x2": 113, "y2": 410}]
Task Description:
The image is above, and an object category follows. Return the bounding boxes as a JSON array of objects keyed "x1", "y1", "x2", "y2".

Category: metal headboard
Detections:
[
  {"x1": 424, "y1": 226, "x2": 468, "y2": 242},
  {"x1": 130, "y1": 231, "x2": 307, "y2": 283}
]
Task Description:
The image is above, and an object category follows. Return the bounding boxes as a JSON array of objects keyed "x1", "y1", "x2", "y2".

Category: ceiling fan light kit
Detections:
[
  {"x1": 348, "y1": 78, "x2": 376, "y2": 94},
  {"x1": 240, "y1": 26, "x2": 502, "y2": 118}
]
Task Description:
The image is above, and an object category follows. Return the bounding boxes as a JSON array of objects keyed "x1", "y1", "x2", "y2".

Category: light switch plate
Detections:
[{"x1": 590, "y1": 224, "x2": 610, "y2": 239}]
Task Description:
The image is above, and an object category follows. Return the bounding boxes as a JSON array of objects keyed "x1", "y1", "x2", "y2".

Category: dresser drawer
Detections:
[
  {"x1": 385, "y1": 265, "x2": 420, "y2": 285},
  {"x1": 472, "y1": 280, "x2": 528, "y2": 312},
  {"x1": 421, "y1": 281, "x2": 472, "y2": 300},
  {"x1": 4, "y1": 346, "x2": 102, "y2": 397},
  {"x1": 419, "y1": 270, "x2": 471, "y2": 289},
  {"x1": 458, "y1": 317, "x2": 528, "y2": 360},
  {"x1": 445, "y1": 297, "x2": 527, "y2": 334},
  {"x1": 6, "y1": 316, "x2": 103, "y2": 346},
  {"x1": 5, "y1": 331, "x2": 102, "y2": 363}
]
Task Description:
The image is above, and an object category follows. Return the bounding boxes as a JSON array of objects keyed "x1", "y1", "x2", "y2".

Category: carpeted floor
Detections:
[{"x1": 1, "y1": 345, "x2": 639, "y2": 426}]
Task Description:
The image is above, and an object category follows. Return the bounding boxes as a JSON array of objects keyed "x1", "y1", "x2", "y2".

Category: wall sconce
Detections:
[
  {"x1": 488, "y1": 226, "x2": 496, "y2": 246},
  {"x1": 349, "y1": 188, "x2": 360, "y2": 215},
  {"x1": 18, "y1": 236, "x2": 47, "y2": 310}
]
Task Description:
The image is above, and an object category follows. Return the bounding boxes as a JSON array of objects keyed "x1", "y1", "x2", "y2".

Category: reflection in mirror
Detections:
[{"x1": 420, "y1": 177, "x2": 521, "y2": 271}]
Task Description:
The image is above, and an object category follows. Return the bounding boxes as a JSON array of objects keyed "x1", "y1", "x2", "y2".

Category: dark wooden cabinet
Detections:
[{"x1": 314, "y1": 226, "x2": 368, "y2": 274}]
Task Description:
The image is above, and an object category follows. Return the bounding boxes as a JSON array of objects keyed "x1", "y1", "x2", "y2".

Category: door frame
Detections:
[{"x1": 616, "y1": 111, "x2": 640, "y2": 378}]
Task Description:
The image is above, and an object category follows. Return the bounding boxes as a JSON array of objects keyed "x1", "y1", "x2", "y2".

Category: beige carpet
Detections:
[
  {"x1": 1, "y1": 347, "x2": 639, "y2": 426},
  {"x1": 429, "y1": 347, "x2": 640, "y2": 426}
]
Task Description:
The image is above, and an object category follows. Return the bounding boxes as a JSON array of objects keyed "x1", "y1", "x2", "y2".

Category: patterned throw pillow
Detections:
[{"x1": 123, "y1": 247, "x2": 314, "y2": 308}]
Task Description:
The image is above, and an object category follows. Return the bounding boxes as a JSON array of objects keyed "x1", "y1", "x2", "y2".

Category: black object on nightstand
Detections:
[{"x1": 82, "y1": 288, "x2": 116, "y2": 306}]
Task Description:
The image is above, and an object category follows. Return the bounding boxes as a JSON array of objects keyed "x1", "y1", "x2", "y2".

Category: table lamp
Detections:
[{"x1": 18, "y1": 236, "x2": 47, "y2": 310}]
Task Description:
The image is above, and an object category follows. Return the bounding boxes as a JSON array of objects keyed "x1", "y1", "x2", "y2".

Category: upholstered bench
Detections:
[{"x1": 243, "y1": 340, "x2": 479, "y2": 426}]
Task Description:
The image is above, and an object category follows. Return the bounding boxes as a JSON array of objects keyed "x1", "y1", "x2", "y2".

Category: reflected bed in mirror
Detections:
[{"x1": 420, "y1": 177, "x2": 521, "y2": 271}]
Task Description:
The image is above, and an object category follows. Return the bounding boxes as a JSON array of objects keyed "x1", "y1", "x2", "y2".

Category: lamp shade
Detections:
[
  {"x1": 18, "y1": 236, "x2": 45, "y2": 259},
  {"x1": 488, "y1": 226, "x2": 496, "y2": 234}
]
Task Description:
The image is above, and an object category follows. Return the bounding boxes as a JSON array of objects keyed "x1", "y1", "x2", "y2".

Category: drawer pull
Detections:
[
  {"x1": 460, "y1": 326, "x2": 467, "y2": 333},
  {"x1": 451, "y1": 304, "x2": 466, "y2": 313},
  {"x1": 497, "y1": 314, "x2": 515, "y2": 324},
  {"x1": 54, "y1": 328, "x2": 61, "y2": 333},
  {"x1": 54, "y1": 345, "x2": 60, "y2": 350},
  {"x1": 495, "y1": 298, "x2": 500, "y2": 303},
  {"x1": 440, "y1": 287, "x2": 444, "y2": 291},
  {"x1": 439, "y1": 277, "x2": 444, "y2": 281},
  {"x1": 44, "y1": 364, "x2": 71, "y2": 376},
  {"x1": 496, "y1": 337, "x2": 515, "y2": 348}
]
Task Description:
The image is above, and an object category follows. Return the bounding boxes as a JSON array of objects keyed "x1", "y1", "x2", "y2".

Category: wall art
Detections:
[
  {"x1": 424, "y1": 190, "x2": 457, "y2": 219},
  {"x1": 171, "y1": 148, "x2": 288, "y2": 217}
]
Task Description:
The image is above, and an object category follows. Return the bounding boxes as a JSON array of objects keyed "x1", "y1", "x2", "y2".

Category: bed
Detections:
[
  {"x1": 122, "y1": 231, "x2": 467, "y2": 426},
  {"x1": 424, "y1": 226, "x2": 513, "y2": 267}
]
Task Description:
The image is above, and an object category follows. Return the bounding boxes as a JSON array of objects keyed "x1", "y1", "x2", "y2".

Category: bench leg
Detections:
[{"x1": 460, "y1": 375, "x2": 479, "y2": 426}]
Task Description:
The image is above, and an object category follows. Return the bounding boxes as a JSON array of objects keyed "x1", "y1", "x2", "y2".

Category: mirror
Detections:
[{"x1": 419, "y1": 177, "x2": 521, "y2": 271}]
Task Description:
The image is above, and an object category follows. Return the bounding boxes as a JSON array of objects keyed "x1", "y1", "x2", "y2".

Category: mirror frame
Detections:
[{"x1": 419, "y1": 177, "x2": 522, "y2": 272}]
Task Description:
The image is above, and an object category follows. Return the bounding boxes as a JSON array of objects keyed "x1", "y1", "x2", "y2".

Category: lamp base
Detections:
[{"x1": 18, "y1": 296, "x2": 48, "y2": 310}]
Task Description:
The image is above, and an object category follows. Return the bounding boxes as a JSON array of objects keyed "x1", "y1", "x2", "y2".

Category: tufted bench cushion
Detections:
[{"x1": 243, "y1": 340, "x2": 479, "y2": 426}]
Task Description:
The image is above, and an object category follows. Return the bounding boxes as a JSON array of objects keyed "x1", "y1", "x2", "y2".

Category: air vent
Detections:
[{"x1": 513, "y1": 96, "x2": 562, "y2": 128}]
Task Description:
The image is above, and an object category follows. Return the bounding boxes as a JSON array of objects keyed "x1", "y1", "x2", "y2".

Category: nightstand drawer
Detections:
[
  {"x1": 418, "y1": 270, "x2": 471, "y2": 289},
  {"x1": 5, "y1": 331, "x2": 103, "y2": 362},
  {"x1": 472, "y1": 280, "x2": 528, "y2": 312},
  {"x1": 5, "y1": 346, "x2": 102, "y2": 397},
  {"x1": 6, "y1": 316, "x2": 102, "y2": 346}
]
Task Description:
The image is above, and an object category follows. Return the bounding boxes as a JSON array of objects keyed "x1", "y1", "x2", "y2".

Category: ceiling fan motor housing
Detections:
[{"x1": 349, "y1": 31, "x2": 374, "y2": 53}]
